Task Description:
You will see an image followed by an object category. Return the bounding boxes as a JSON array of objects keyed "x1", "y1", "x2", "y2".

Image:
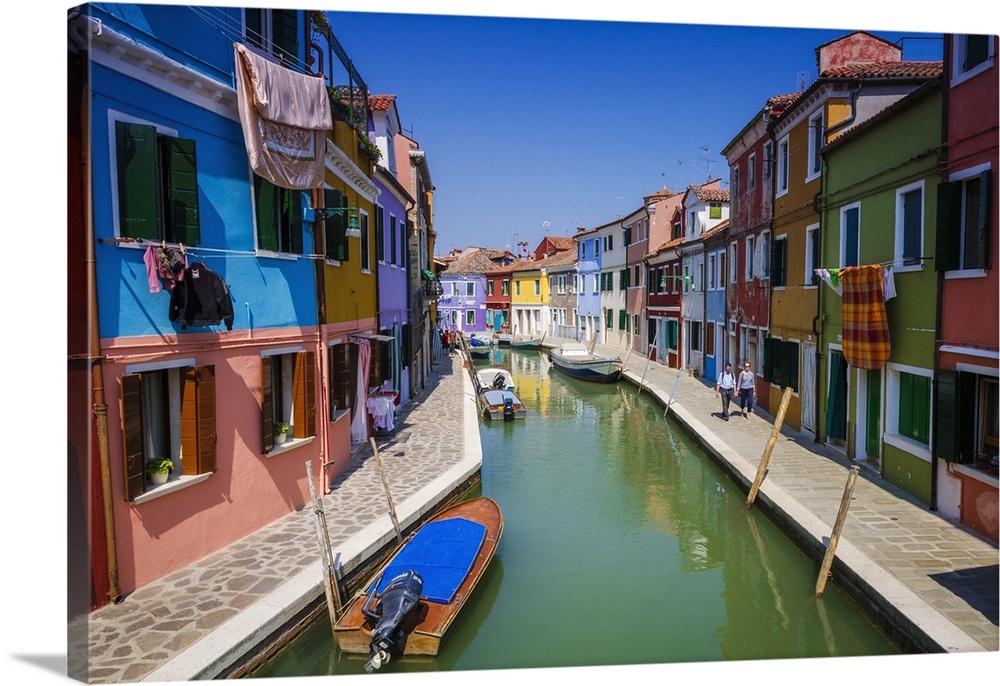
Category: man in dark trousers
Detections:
[{"x1": 715, "y1": 361, "x2": 736, "y2": 421}]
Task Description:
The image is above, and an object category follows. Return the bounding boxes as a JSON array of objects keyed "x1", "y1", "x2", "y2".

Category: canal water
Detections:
[{"x1": 251, "y1": 347, "x2": 899, "y2": 679}]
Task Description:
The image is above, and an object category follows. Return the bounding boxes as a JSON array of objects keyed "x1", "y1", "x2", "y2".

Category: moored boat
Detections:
[
  {"x1": 332, "y1": 497, "x2": 504, "y2": 670},
  {"x1": 479, "y1": 388, "x2": 526, "y2": 421},
  {"x1": 509, "y1": 332, "x2": 545, "y2": 350},
  {"x1": 548, "y1": 343, "x2": 623, "y2": 383},
  {"x1": 475, "y1": 367, "x2": 515, "y2": 393}
]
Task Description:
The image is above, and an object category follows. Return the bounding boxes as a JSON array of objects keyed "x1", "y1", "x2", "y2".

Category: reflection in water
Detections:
[{"x1": 251, "y1": 350, "x2": 898, "y2": 678}]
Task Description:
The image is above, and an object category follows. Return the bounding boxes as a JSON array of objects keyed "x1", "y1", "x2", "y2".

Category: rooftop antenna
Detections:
[
  {"x1": 797, "y1": 70, "x2": 809, "y2": 91},
  {"x1": 695, "y1": 146, "x2": 713, "y2": 183},
  {"x1": 617, "y1": 196, "x2": 624, "y2": 217}
]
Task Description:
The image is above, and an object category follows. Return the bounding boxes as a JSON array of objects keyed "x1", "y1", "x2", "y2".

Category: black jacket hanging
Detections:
[{"x1": 169, "y1": 262, "x2": 234, "y2": 330}]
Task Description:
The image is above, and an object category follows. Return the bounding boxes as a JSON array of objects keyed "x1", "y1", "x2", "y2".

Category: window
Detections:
[
  {"x1": 466, "y1": 310, "x2": 475, "y2": 326},
  {"x1": 937, "y1": 167, "x2": 992, "y2": 272},
  {"x1": 840, "y1": 203, "x2": 861, "y2": 267},
  {"x1": 706, "y1": 323, "x2": 715, "y2": 357},
  {"x1": 665, "y1": 320, "x2": 678, "y2": 350},
  {"x1": 952, "y1": 34, "x2": 994, "y2": 84},
  {"x1": 689, "y1": 211, "x2": 698, "y2": 235},
  {"x1": 936, "y1": 370, "x2": 999, "y2": 468},
  {"x1": 120, "y1": 363, "x2": 216, "y2": 501},
  {"x1": 534, "y1": 279, "x2": 541, "y2": 296},
  {"x1": 748, "y1": 152, "x2": 756, "y2": 191},
  {"x1": 115, "y1": 119, "x2": 201, "y2": 244},
  {"x1": 261, "y1": 350, "x2": 316, "y2": 454},
  {"x1": 762, "y1": 337, "x2": 798, "y2": 391},
  {"x1": 633, "y1": 314, "x2": 640, "y2": 335},
  {"x1": 671, "y1": 220, "x2": 682, "y2": 240},
  {"x1": 745, "y1": 235, "x2": 755, "y2": 281},
  {"x1": 709, "y1": 202, "x2": 722, "y2": 219},
  {"x1": 619, "y1": 309, "x2": 627, "y2": 331},
  {"x1": 709, "y1": 254, "x2": 717, "y2": 290},
  {"x1": 592, "y1": 274, "x2": 599, "y2": 294},
  {"x1": 502, "y1": 279, "x2": 510, "y2": 296},
  {"x1": 605, "y1": 308, "x2": 613, "y2": 329},
  {"x1": 807, "y1": 110, "x2": 824, "y2": 181},
  {"x1": 389, "y1": 215, "x2": 398, "y2": 265},
  {"x1": 894, "y1": 181, "x2": 925, "y2": 268},
  {"x1": 487, "y1": 280, "x2": 494, "y2": 297},
  {"x1": 805, "y1": 224, "x2": 820, "y2": 286},
  {"x1": 244, "y1": 7, "x2": 298, "y2": 64},
  {"x1": 593, "y1": 238, "x2": 600, "y2": 256},
  {"x1": 763, "y1": 141, "x2": 772, "y2": 181},
  {"x1": 696, "y1": 261, "x2": 704, "y2": 291},
  {"x1": 690, "y1": 321, "x2": 702, "y2": 352},
  {"x1": 359, "y1": 211, "x2": 370, "y2": 271},
  {"x1": 718, "y1": 252, "x2": 725, "y2": 290},
  {"x1": 729, "y1": 242, "x2": 738, "y2": 283},
  {"x1": 466, "y1": 281, "x2": 475, "y2": 297},
  {"x1": 732, "y1": 166, "x2": 740, "y2": 201},
  {"x1": 777, "y1": 135, "x2": 790, "y2": 196},
  {"x1": 375, "y1": 206, "x2": 385, "y2": 262},
  {"x1": 321, "y1": 188, "x2": 347, "y2": 261},
  {"x1": 771, "y1": 235, "x2": 787, "y2": 288},
  {"x1": 515, "y1": 281, "x2": 521, "y2": 296},
  {"x1": 887, "y1": 366, "x2": 932, "y2": 452}
]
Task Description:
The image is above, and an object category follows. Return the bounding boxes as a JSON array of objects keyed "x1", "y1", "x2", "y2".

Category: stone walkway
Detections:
[{"x1": 73, "y1": 338, "x2": 998, "y2": 683}]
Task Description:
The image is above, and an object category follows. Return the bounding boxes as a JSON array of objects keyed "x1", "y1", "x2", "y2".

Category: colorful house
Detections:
[
  {"x1": 703, "y1": 219, "x2": 731, "y2": 381},
  {"x1": 721, "y1": 93, "x2": 798, "y2": 413},
  {"x1": 644, "y1": 189, "x2": 686, "y2": 367},
  {"x1": 818, "y1": 79, "x2": 943, "y2": 505},
  {"x1": 484, "y1": 260, "x2": 513, "y2": 334},
  {"x1": 574, "y1": 225, "x2": 604, "y2": 343},
  {"x1": 545, "y1": 249, "x2": 580, "y2": 340},
  {"x1": 438, "y1": 247, "x2": 509, "y2": 334},
  {"x1": 70, "y1": 4, "x2": 334, "y2": 604},
  {"x1": 766, "y1": 31, "x2": 940, "y2": 436},
  {"x1": 622, "y1": 205, "x2": 650, "y2": 355},
  {"x1": 595, "y1": 218, "x2": 628, "y2": 350},
  {"x1": 933, "y1": 33, "x2": 998, "y2": 541}
]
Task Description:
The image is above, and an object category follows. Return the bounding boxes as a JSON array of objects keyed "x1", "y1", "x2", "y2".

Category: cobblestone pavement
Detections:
[{"x1": 75, "y1": 339, "x2": 998, "y2": 683}]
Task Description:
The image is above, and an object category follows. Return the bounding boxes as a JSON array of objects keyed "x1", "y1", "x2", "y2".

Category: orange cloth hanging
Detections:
[{"x1": 841, "y1": 265, "x2": 890, "y2": 370}]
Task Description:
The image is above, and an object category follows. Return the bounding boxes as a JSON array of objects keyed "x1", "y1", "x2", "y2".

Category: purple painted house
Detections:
[
  {"x1": 371, "y1": 95, "x2": 415, "y2": 405},
  {"x1": 437, "y1": 247, "x2": 511, "y2": 335}
]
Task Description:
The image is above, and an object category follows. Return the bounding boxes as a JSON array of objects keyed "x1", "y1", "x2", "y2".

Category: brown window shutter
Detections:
[
  {"x1": 120, "y1": 374, "x2": 146, "y2": 500},
  {"x1": 331, "y1": 344, "x2": 351, "y2": 412},
  {"x1": 293, "y1": 351, "x2": 316, "y2": 438},
  {"x1": 181, "y1": 366, "x2": 217, "y2": 474},
  {"x1": 261, "y1": 357, "x2": 274, "y2": 453}
]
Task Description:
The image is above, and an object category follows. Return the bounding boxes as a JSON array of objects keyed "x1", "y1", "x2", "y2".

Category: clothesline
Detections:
[{"x1": 101, "y1": 237, "x2": 332, "y2": 261}]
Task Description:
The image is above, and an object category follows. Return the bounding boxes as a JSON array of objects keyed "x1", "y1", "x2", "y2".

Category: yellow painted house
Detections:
[
  {"x1": 509, "y1": 259, "x2": 549, "y2": 336},
  {"x1": 765, "y1": 31, "x2": 940, "y2": 437}
]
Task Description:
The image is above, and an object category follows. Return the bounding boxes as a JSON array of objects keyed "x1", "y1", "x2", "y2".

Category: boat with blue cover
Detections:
[{"x1": 332, "y1": 497, "x2": 503, "y2": 670}]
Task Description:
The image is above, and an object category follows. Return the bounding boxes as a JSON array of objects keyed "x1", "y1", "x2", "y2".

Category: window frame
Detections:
[
  {"x1": 260, "y1": 348, "x2": 317, "y2": 456},
  {"x1": 895, "y1": 180, "x2": 925, "y2": 271},
  {"x1": 805, "y1": 223, "x2": 820, "y2": 287},
  {"x1": 806, "y1": 109, "x2": 824, "y2": 183},
  {"x1": 952, "y1": 34, "x2": 995, "y2": 86},
  {"x1": 840, "y1": 202, "x2": 861, "y2": 268},
  {"x1": 885, "y1": 363, "x2": 934, "y2": 461},
  {"x1": 776, "y1": 135, "x2": 790, "y2": 197}
]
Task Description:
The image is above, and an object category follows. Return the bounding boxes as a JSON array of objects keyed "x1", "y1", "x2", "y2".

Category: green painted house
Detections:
[{"x1": 817, "y1": 79, "x2": 943, "y2": 504}]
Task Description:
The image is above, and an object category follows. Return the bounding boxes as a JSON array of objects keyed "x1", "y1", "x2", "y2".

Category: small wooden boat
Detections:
[
  {"x1": 548, "y1": 343, "x2": 623, "y2": 383},
  {"x1": 479, "y1": 389, "x2": 526, "y2": 421},
  {"x1": 495, "y1": 334, "x2": 512, "y2": 346},
  {"x1": 468, "y1": 334, "x2": 492, "y2": 347},
  {"x1": 509, "y1": 332, "x2": 545, "y2": 350},
  {"x1": 470, "y1": 347, "x2": 491, "y2": 359},
  {"x1": 333, "y1": 497, "x2": 503, "y2": 670},
  {"x1": 475, "y1": 367, "x2": 515, "y2": 393}
]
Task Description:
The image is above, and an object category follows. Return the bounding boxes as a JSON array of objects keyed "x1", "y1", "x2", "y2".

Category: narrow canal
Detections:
[{"x1": 250, "y1": 347, "x2": 899, "y2": 678}]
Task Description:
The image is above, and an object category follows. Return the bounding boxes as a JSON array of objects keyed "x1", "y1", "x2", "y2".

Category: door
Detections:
[
  {"x1": 801, "y1": 342, "x2": 816, "y2": 433},
  {"x1": 864, "y1": 368, "x2": 882, "y2": 462}
]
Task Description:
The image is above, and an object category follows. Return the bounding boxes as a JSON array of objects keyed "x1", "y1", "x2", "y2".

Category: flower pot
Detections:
[
  {"x1": 151, "y1": 471, "x2": 169, "y2": 485},
  {"x1": 274, "y1": 432, "x2": 287, "y2": 445}
]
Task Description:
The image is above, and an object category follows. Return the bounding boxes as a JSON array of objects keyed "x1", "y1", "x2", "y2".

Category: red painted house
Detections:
[
  {"x1": 484, "y1": 255, "x2": 515, "y2": 334},
  {"x1": 933, "y1": 33, "x2": 998, "y2": 542},
  {"x1": 721, "y1": 92, "x2": 798, "y2": 414}
]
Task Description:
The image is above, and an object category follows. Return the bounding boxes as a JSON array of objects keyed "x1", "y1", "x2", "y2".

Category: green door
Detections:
[{"x1": 865, "y1": 369, "x2": 881, "y2": 458}]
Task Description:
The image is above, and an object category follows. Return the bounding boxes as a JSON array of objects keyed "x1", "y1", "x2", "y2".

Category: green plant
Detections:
[
  {"x1": 145, "y1": 458, "x2": 174, "y2": 475},
  {"x1": 274, "y1": 421, "x2": 290, "y2": 436},
  {"x1": 358, "y1": 134, "x2": 381, "y2": 161}
]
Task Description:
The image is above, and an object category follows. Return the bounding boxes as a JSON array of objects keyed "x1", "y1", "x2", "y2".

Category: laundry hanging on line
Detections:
[
  {"x1": 840, "y1": 265, "x2": 891, "y2": 370},
  {"x1": 815, "y1": 265, "x2": 896, "y2": 301},
  {"x1": 143, "y1": 244, "x2": 189, "y2": 294}
]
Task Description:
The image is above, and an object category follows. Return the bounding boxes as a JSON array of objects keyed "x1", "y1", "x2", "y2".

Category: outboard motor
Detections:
[
  {"x1": 363, "y1": 569, "x2": 424, "y2": 672},
  {"x1": 503, "y1": 396, "x2": 515, "y2": 421},
  {"x1": 492, "y1": 372, "x2": 506, "y2": 390}
]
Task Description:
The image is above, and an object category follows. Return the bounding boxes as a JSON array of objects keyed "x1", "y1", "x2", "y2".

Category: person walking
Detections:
[
  {"x1": 442, "y1": 328, "x2": 450, "y2": 355},
  {"x1": 737, "y1": 360, "x2": 755, "y2": 418},
  {"x1": 715, "y1": 362, "x2": 737, "y2": 421}
]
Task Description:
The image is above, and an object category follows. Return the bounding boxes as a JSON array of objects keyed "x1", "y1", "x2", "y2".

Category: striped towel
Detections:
[{"x1": 841, "y1": 265, "x2": 890, "y2": 370}]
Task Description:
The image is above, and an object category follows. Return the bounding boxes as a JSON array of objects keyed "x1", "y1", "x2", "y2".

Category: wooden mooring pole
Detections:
[
  {"x1": 305, "y1": 460, "x2": 342, "y2": 628},
  {"x1": 815, "y1": 465, "x2": 860, "y2": 597},
  {"x1": 370, "y1": 438, "x2": 403, "y2": 544},
  {"x1": 745, "y1": 386, "x2": 793, "y2": 510}
]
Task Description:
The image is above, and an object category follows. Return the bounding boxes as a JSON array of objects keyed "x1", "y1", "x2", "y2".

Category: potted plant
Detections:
[
  {"x1": 145, "y1": 458, "x2": 174, "y2": 485},
  {"x1": 274, "y1": 421, "x2": 290, "y2": 445}
]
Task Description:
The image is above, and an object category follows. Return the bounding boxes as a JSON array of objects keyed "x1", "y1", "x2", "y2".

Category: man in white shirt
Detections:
[{"x1": 715, "y1": 362, "x2": 736, "y2": 421}]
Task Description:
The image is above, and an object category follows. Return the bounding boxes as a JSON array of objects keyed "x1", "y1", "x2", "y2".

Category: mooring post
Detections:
[
  {"x1": 306, "y1": 460, "x2": 342, "y2": 628},
  {"x1": 815, "y1": 465, "x2": 860, "y2": 597},
  {"x1": 745, "y1": 385, "x2": 793, "y2": 510},
  {"x1": 370, "y1": 438, "x2": 403, "y2": 544},
  {"x1": 664, "y1": 368, "x2": 685, "y2": 417}
]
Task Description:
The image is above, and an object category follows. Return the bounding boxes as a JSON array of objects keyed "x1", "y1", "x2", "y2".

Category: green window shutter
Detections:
[
  {"x1": 618, "y1": 309, "x2": 626, "y2": 330},
  {"x1": 120, "y1": 374, "x2": 147, "y2": 500},
  {"x1": 935, "y1": 370, "x2": 958, "y2": 461},
  {"x1": 287, "y1": 190, "x2": 303, "y2": 254},
  {"x1": 825, "y1": 352, "x2": 848, "y2": 440},
  {"x1": 162, "y1": 135, "x2": 200, "y2": 245},
  {"x1": 899, "y1": 373, "x2": 930, "y2": 445},
  {"x1": 360, "y1": 212, "x2": 370, "y2": 268},
  {"x1": 935, "y1": 182, "x2": 962, "y2": 271},
  {"x1": 255, "y1": 175, "x2": 279, "y2": 252},
  {"x1": 324, "y1": 189, "x2": 347, "y2": 261},
  {"x1": 271, "y1": 9, "x2": 299, "y2": 64},
  {"x1": 976, "y1": 170, "x2": 992, "y2": 269},
  {"x1": 116, "y1": 121, "x2": 160, "y2": 240},
  {"x1": 771, "y1": 238, "x2": 786, "y2": 286}
]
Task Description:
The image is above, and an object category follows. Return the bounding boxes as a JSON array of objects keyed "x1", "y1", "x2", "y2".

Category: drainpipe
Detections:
[
  {"x1": 312, "y1": 188, "x2": 331, "y2": 493},
  {"x1": 73, "y1": 11, "x2": 121, "y2": 604},
  {"x1": 812, "y1": 186, "x2": 824, "y2": 444},
  {"x1": 825, "y1": 81, "x2": 863, "y2": 138}
]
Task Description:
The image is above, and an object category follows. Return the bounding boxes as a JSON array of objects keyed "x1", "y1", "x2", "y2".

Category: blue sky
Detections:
[{"x1": 320, "y1": 5, "x2": 948, "y2": 254}]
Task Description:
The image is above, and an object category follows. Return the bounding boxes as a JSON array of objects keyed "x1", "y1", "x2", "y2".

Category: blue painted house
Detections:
[{"x1": 575, "y1": 226, "x2": 603, "y2": 343}]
